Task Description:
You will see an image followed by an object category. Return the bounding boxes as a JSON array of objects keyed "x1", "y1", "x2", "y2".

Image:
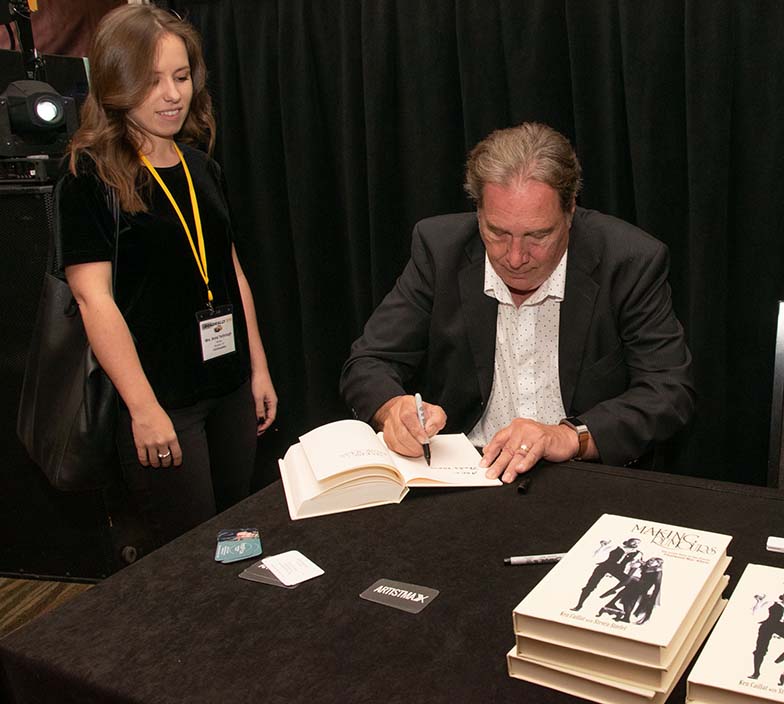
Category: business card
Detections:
[
  {"x1": 359, "y1": 578, "x2": 439, "y2": 614},
  {"x1": 262, "y1": 550, "x2": 324, "y2": 586},
  {"x1": 214, "y1": 528, "x2": 262, "y2": 563},
  {"x1": 239, "y1": 560, "x2": 297, "y2": 589}
]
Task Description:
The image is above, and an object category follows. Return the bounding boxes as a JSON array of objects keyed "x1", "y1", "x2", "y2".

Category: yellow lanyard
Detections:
[{"x1": 140, "y1": 145, "x2": 214, "y2": 308}]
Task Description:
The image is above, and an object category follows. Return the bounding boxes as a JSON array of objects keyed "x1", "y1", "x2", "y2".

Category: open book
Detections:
[{"x1": 278, "y1": 419, "x2": 501, "y2": 520}]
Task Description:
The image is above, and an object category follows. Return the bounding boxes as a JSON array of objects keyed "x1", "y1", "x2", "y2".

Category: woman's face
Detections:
[{"x1": 128, "y1": 32, "x2": 193, "y2": 151}]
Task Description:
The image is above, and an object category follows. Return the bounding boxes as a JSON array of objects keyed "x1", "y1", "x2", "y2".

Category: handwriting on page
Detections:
[
  {"x1": 435, "y1": 466, "x2": 482, "y2": 475},
  {"x1": 338, "y1": 448, "x2": 388, "y2": 460}
]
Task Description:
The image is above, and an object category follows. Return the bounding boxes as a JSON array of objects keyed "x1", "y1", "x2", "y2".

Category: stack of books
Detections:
[
  {"x1": 687, "y1": 563, "x2": 784, "y2": 703},
  {"x1": 506, "y1": 514, "x2": 732, "y2": 704}
]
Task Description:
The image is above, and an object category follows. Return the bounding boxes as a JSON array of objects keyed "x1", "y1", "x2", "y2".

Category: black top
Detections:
[{"x1": 59, "y1": 144, "x2": 250, "y2": 409}]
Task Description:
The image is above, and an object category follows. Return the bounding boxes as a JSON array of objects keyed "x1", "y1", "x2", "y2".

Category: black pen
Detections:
[{"x1": 414, "y1": 392, "x2": 431, "y2": 466}]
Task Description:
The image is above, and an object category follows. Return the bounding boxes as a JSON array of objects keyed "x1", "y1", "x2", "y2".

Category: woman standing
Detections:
[{"x1": 60, "y1": 4, "x2": 277, "y2": 549}]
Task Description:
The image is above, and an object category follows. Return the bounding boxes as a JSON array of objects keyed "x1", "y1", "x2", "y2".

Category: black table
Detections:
[{"x1": 2, "y1": 462, "x2": 783, "y2": 703}]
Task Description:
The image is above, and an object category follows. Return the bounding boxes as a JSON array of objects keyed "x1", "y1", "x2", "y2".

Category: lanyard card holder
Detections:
[{"x1": 196, "y1": 304, "x2": 235, "y2": 361}]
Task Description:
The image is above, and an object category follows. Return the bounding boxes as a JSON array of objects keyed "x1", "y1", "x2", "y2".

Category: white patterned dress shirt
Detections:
[{"x1": 467, "y1": 251, "x2": 568, "y2": 447}]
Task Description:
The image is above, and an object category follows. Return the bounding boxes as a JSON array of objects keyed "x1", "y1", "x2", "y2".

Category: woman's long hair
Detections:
[{"x1": 68, "y1": 4, "x2": 215, "y2": 212}]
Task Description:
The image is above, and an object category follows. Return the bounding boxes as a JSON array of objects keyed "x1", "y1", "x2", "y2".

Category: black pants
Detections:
[
  {"x1": 116, "y1": 381, "x2": 257, "y2": 552},
  {"x1": 582, "y1": 563, "x2": 625, "y2": 595},
  {"x1": 753, "y1": 623, "x2": 784, "y2": 675}
]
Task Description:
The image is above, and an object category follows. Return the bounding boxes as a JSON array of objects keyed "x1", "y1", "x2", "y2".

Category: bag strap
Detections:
[
  {"x1": 106, "y1": 185, "x2": 120, "y2": 294},
  {"x1": 49, "y1": 178, "x2": 66, "y2": 279}
]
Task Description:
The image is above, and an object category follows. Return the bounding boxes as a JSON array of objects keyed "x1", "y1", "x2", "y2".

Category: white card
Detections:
[
  {"x1": 262, "y1": 550, "x2": 324, "y2": 586},
  {"x1": 197, "y1": 308, "x2": 236, "y2": 362}
]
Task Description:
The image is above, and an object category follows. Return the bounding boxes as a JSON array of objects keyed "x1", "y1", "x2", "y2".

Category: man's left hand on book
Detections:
[
  {"x1": 373, "y1": 394, "x2": 447, "y2": 457},
  {"x1": 480, "y1": 418, "x2": 591, "y2": 483}
]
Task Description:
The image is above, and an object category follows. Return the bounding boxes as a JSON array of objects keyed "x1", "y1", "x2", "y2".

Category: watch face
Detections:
[
  {"x1": 561, "y1": 417, "x2": 589, "y2": 460},
  {"x1": 562, "y1": 417, "x2": 586, "y2": 432}
]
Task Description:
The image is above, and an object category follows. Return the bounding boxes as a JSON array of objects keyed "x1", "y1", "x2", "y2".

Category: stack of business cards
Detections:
[
  {"x1": 214, "y1": 528, "x2": 262, "y2": 564},
  {"x1": 239, "y1": 550, "x2": 324, "y2": 589},
  {"x1": 239, "y1": 560, "x2": 297, "y2": 589}
]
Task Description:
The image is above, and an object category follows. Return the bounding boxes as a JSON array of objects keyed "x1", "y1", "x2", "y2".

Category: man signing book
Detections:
[{"x1": 340, "y1": 122, "x2": 694, "y2": 483}]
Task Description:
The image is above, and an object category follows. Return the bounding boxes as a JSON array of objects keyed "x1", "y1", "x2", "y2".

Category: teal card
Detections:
[{"x1": 214, "y1": 528, "x2": 262, "y2": 563}]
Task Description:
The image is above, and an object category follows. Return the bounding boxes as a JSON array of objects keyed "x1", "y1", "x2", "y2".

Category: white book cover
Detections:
[
  {"x1": 513, "y1": 514, "x2": 732, "y2": 668},
  {"x1": 516, "y1": 575, "x2": 729, "y2": 691},
  {"x1": 687, "y1": 563, "x2": 784, "y2": 703},
  {"x1": 507, "y1": 597, "x2": 726, "y2": 704}
]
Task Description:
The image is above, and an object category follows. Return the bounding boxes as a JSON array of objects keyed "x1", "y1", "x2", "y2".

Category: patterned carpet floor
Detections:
[{"x1": 0, "y1": 577, "x2": 93, "y2": 639}]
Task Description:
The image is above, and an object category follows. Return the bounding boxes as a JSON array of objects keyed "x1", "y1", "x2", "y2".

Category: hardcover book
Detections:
[
  {"x1": 514, "y1": 575, "x2": 729, "y2": 691},
  {"x1": 507, "y1": 598, "x2": 725, "y2": 704},
  {"x1": 278, "y1": 419, "x2": 500, "y2": 520},
  {"x1": 687, "y1": 563, "x2": 784, "y2": 703},
  {"x1": 512, "y1": 514, "x2": 732, "y2": 668}
]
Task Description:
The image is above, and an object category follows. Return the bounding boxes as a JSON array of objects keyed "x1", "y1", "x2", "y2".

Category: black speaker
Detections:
[{"x1": 0, "y1": 182, "x2": 142, "y2": 579}]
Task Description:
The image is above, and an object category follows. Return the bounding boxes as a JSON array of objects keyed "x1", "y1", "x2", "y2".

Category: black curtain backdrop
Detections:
[{"x1": 165, "y1": 0, "x2": 784, "y2": 487}]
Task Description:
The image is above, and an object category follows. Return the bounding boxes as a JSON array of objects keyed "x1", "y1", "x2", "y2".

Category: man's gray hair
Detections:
[{"x1": 464, "y1": 122, "x2": 582, "y2": 211}]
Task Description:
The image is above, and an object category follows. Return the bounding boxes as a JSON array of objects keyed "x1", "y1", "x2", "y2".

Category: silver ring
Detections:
[
  {"x1": 520, "y1": 443, "x2": 529, "y2": 453},
  {"x1": 157, "y1": 450, "x2": 171, "y2": 459}
]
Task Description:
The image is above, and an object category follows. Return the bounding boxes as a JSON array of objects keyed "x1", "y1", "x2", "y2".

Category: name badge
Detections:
[{"x1": 196, "y1": 305, "x2": 235, "y2": 361}]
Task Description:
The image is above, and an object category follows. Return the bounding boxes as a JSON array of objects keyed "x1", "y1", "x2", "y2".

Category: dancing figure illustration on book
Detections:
[
  {"x1": 749, "y1": 592, "x2": 784, "y2": 684},
  {"x1": 571, "y1": 537, "x2": 664, "y2": 625}
]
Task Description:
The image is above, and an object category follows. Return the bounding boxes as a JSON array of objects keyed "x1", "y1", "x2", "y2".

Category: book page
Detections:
[
  {"x1": 380, "y1": 432, "x2": 501, "y2": 487},
  {"x1": 299, "y1": 419, "x2": 399, "y2": 481},
  {"x1": 279, "y1": 443, "x2": 409, "y2": 520}
]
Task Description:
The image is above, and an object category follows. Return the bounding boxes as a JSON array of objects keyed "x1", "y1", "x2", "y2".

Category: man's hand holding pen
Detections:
[
  {"x1": 414, "y1": 393, "x2": 432, "y2": 465},
  {"x1": 372, "y1": 395, "x2": 598, "y2": 479},
  {"x1": 372, "y1": 394, "x2": 446, "y2": 459}
]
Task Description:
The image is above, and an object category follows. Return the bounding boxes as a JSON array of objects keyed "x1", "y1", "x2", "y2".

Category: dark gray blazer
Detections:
[{"x1": 339, "y1": 208, "x2": 695, "y2": 466}]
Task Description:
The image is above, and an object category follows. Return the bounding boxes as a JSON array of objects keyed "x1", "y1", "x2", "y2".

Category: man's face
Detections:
[{"x1": 478, "y1": 179, "x2": 574, "y2": 300}]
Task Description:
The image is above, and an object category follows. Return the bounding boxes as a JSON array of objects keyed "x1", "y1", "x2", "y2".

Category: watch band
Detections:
[{"x1": 559, "y1": 416, "x2": 589, "y2": 460}]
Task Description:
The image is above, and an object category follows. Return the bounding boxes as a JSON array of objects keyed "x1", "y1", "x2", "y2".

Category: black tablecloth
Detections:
[{"x1": 2, "y1": 462, "x2": 783, "y2": 703}]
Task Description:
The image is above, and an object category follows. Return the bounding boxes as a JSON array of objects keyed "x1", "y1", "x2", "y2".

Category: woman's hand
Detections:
[
  {"x1": 252, "y1": 369, "x2": 277, "y2": 435},
  {"x1": 130, "y1": 403, "x2": 182, "y2": 467}
]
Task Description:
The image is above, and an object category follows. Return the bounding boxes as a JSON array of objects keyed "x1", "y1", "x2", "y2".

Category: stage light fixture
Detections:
[
  {"x1": 34, "y1": 97, "x2": 61, "y2": 123},
  {"x1": 0, "y1": 79, "x2": 77, "y2": 157}
]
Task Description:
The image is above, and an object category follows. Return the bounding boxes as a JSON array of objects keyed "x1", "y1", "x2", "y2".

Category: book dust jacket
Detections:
[
  {"x1": 514, "y1": 514, "x2": 731, "y2": 650},
  {"x1": 689, "y1": 563, "x2": 784, "y2": 702}
]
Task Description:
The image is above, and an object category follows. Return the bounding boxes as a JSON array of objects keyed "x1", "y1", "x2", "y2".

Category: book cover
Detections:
[
  {"x1": 515, "y1": 575, "x2": 729, "y2": 691},
  {"x1": 512, "y1": 514, "x2": 732, "y2": 668},
  {"x1": 687, "y1": 563, "x2": 784, "y2": 703},
  {"x1": 507, "y1": 597, "x2": 725, "y2": 704}
]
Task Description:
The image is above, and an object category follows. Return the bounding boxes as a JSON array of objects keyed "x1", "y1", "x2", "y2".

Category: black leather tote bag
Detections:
[{"x1": 17, "y1": 180, "x2": 120, "y2": 491}]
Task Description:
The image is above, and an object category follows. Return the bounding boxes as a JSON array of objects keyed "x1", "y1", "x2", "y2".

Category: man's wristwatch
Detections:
[{"x1": 559, "y1": 417, "x2": 590, "y2": 460}]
